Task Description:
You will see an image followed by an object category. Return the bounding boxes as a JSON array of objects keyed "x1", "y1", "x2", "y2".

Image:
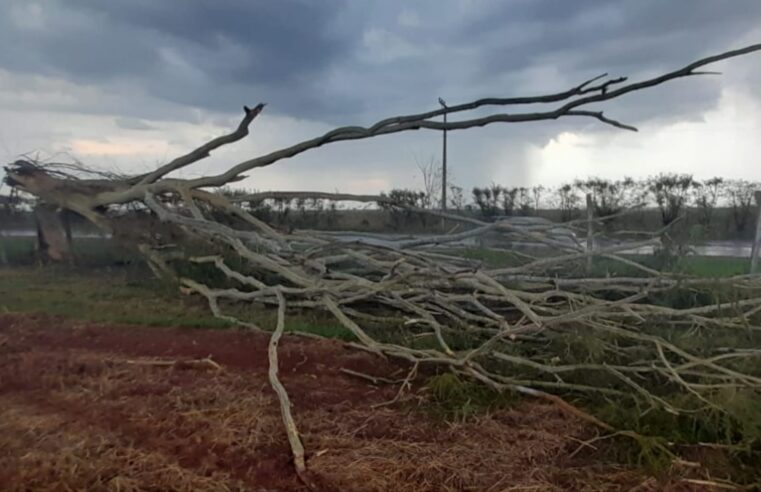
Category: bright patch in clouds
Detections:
[
  {"x1": 529, "y1": 88, "x2": 761, "y2": 186},
  {"x1": 69, "y1": 138, "x2": 173, "y2": 157}
]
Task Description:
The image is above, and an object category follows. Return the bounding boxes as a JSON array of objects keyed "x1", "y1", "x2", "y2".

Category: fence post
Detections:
[
  {"x1": 586, "y1": 193, "x2": 594, "y2": 275},
  {"x1": 750, "y1": 191, "x2": 761, "y2": 274}
]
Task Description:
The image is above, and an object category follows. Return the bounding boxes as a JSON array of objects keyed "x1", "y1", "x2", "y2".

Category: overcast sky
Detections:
[{"x1": 1, "y1": 0, "x2": 761, "y2": 196}]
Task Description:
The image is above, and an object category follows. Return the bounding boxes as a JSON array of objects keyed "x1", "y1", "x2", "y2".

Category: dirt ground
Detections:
[{"x1": 0, "y1": 313, "x2": 713, "y2": 491}]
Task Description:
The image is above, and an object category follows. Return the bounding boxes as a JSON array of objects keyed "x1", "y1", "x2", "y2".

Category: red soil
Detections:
[{"x1": 0, "y1": 314, "x2": 709, "y2": 491}]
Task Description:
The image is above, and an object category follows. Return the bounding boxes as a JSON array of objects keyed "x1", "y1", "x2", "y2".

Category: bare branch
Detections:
[
  {"x1": 175, "y1": 44, "x2": 761, "y2": 189},
  {"x1": 137, "y1": 103, "x2": 265, "y2": 185},
  {"x1": 566, "y1": 110, "x2": 638, "y2": 131},
  {"x1": 232, "y1": 190, "x2": 387, "y2": 204},
  {"x1": 268, "y1": 290, "x2": 317, "y2": 489}
]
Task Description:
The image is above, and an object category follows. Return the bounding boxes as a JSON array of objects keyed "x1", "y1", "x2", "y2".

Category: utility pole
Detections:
[
  {"x1": 751, "y1": 191, "x2": 761, "y2": 273},
  {"x1": 438, "y1": 97, "x2": 448, "y2": 210}
]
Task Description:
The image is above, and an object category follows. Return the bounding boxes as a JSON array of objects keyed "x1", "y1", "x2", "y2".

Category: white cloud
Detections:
[
  {"x1": 68, "y1": 137, "x2": 174, "y2": 157},
  {"x1": 528, "y1": 87, "x2": 761, "y2": 186}
]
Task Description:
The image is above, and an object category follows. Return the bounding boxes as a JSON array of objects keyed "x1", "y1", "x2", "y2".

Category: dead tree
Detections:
[{"x1": 6, "y1": 44, "x2": 761, "y2": 484}]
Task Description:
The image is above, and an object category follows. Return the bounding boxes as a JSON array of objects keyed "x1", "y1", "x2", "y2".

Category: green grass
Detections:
[
  {"x1": 0, "y1": 267, "x2": 230, "y2": 328},
  {"x1": 0, "y1": 267, "x2": 352, "y2": 338},
  {"x1": 453, "y1": 246, "x2": 750, "y2": 278},
  {"x1": 588, "y1": 254, "x2": 750, "y2": 278},
  {"x1": 0, "y1": 236, "x2": 140, "y2": 267},
  {"x1": 4, "y1": 236, "x2": 750, "y2": 278},
  {"x1": 453, "y1": 247, "x2": 527, "y2": 268},
  {"x1": 0, "y1": 236, "x2": 35, "y2": 262},
  {"x1": 0, "y1": 236, "x2": 350, "y2": 337},
  {"x1": 422, "y1": 372, "x2": 518, "y2": 421},
  {"x1": 1, "y1": 236, "x2": 750, "y2": 342},
  {"x1": 675, "y1": 255, "x2": 750, "y2": 277}
]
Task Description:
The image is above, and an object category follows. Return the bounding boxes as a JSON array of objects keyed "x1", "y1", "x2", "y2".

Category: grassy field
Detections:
[
  {"x1": 5, "y1": 205, "x2": 760, "y2": 240},
  {"x1": 2, "y1": 250, "x2": 749, "y2": 345},
  {"x1": 1, "y1": 236, "x2": 751, "y2": 333},
  {"x1": 456, "y1": 246, "x2": 751, "y2": 277},
  {"x1": 3, "y1": 234, "x2": 752, "y2": 275},
  {"x1": 0, "y1": 236, "x2": 140, "y2": 267},
  {"x1": 0, "y1": 267, "x2": 353, "y2": 339}
]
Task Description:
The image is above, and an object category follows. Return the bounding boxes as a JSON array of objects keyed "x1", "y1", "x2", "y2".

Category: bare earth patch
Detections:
[{"x1": 0, "y1": 314, "x2": 706, "y2": 491}]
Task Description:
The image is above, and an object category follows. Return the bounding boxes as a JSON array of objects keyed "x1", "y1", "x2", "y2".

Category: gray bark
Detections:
[{"x1": 34, "y1": 204, "x2": 72, "y2": 262}]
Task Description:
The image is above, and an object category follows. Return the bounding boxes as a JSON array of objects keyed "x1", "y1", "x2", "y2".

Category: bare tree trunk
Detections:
[
  {"x1": 61, "y1": 209, "x2": 73, "y2": 245},
  {"x1": 34, "y1": 204, "x2": 72, "y2": 263}
]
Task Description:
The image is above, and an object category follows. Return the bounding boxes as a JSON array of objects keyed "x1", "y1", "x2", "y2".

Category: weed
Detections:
[{"x1": 423, "y1": 372, "x2": 517, "y2": 421}]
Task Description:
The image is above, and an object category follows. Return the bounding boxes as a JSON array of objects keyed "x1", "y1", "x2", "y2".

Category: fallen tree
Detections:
[{"x1": 6, "y1": 44, "x2": 761, "y2": 486}]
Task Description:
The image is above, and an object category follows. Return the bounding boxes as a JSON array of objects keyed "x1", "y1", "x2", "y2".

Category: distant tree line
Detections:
[
  {"x1": 383, "y1": 174, "x2": 760, "y2": 236},
  {"x1": 5, "y1": 174, "x2": 757, "y2": 238},
  {"x1": 219, "y1": 174, "x2": 759, "y2": 235},
  {"x1": 466, "y1": 175, "x2": 758, "y2": 232},
  {"x1": 220, "y1": 188, "x2": 341, "y2": 229}
]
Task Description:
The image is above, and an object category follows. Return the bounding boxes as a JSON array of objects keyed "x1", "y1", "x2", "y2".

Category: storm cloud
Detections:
[{"x1": 1, "y1": 0, "x2": 760, "y2": 192}]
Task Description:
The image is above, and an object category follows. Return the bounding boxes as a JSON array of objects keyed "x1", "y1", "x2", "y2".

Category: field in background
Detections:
[
  {"x1": 456, "y1": 246, "x2": 751, "y2": 277},
  {"x1": 1, "y1": 234, "x2": 753, "y2": 275},
  {"x1": 3, "y1": 204, "x2": 760, "y2": 239}
]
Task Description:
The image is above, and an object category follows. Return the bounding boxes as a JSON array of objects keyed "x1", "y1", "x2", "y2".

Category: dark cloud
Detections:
[
  {"x1": 440, "y1": 1, "x2": 761, "y2": 128},
  {"x1": 0, "y1": 0, "x2": 759, "y2": 138},
  {"x1": 0, "y1": 0, "x2": 357, "y2": 118},
  {"x1": 461, "y1": 0, "x2": 761, "y2": 72},
  {"x1": 70, "y1": 0, "x2": 347, "y2": 82},
  {"x1": 0, "y1": 3, "x2": 156, "y2": 79}
]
